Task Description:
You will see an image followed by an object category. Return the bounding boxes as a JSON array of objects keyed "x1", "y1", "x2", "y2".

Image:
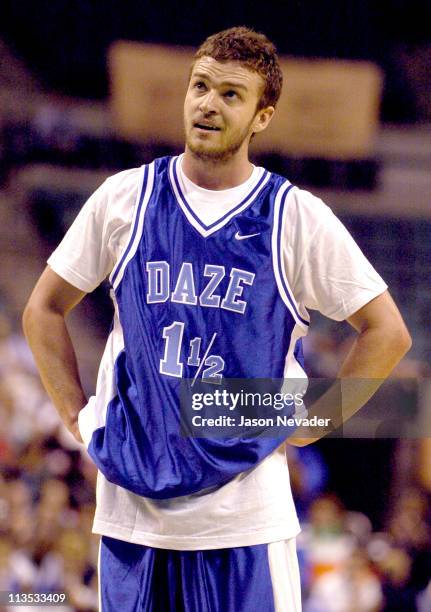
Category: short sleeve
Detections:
[
  {"x1": 282, "y1": 187, "x2": 388, "y2": 321},
  {"x1": 47, "y1": 167, "x2": 141, "y2": 293}
]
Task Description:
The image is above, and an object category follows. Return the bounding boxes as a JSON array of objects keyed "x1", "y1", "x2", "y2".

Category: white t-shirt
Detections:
[{"x1": 48, "y1": 156, "x2": 387, "y2": 550}]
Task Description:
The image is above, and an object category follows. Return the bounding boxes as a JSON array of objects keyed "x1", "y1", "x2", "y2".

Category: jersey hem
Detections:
[{"x1": 92, "y1": 519, "x2": 301, "y2": 551}]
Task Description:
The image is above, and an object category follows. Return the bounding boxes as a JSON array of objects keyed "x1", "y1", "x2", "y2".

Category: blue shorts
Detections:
[{"x1": 99, "y1": 536, "x2": 301, "y2": 611}]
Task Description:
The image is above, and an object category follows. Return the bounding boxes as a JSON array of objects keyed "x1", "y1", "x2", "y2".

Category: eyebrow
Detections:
[{"x1": 191, "y1": 73, "x2": 249, "y2": 91}]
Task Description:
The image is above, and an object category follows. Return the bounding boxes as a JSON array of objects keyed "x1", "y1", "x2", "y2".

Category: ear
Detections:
[{"x1": 251, "y1": 106, "x2": 275, "y2": 135}]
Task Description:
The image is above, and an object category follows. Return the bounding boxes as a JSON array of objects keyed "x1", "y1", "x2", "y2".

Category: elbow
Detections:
[
  {"x1": 389, "y1": 322, "x2": 412, "y2": 361},
  {"x1": 22, "y1": 300, "x2": 36, "y2": 338},
  {"x1": 397, "y1": 324, "x2": 412, "y2": 355},
  {"x1": 403, "y1": 330, "x2": 413, "y2": 354},
  {"x1": 22, "y1": 297, "x2": 45, "y2": 339}
]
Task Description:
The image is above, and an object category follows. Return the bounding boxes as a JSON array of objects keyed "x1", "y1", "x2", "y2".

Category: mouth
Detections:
[{"x1": 194, "y1": 123, "x2": 221, "y2": 132}]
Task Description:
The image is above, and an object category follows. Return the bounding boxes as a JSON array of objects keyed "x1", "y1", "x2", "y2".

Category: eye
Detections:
[
  {"x1": 193, "y1": 81, "x2": 206, "y2": 91},
  {"x1": 224, "y1": 90, "x2": 238, "y2": 99}
]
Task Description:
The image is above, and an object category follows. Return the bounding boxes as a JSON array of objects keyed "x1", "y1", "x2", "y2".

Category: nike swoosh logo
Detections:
[{"x1": 234, "y1": 231, "x2": 261, "y2": 241}]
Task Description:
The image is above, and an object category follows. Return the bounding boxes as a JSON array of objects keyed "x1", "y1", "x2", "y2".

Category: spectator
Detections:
[{"x1": 305, "y1": 548, "x2": 383, "y2": 612}]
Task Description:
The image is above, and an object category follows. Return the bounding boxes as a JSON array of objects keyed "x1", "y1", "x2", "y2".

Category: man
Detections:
[{"x1": 23, "y1": 27, "x2": 411, "y2": 611}]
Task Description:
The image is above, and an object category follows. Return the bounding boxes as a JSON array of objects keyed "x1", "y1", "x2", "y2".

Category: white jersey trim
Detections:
[
  {"x1": 78, "y1": 304, "x2": 125, "y2": 447},
  {"x1": 272, "y1": 182, "x2": 310, "y2": 331},
  {"x1": 281, "y1": 325, "x2": 309, "y2": 423},
  {"x1": 97, "y1": 539, "x2": 102, "y2": 612},
  {"x1": 110, "y1": 162, "x2": 155, "y2": 290},
  {"x1": 268, "y1": 539, "x2": 302, "y2": 612}
]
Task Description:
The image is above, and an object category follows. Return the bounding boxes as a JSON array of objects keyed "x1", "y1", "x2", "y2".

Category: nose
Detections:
[{"x1": 199, "y1": 90, "x2": 217, "y2": 115}]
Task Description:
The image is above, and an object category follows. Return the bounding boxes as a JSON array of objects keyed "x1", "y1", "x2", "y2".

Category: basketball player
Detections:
[{"x1": 23, "y1": 27, "x2": 411, "y2": 611}]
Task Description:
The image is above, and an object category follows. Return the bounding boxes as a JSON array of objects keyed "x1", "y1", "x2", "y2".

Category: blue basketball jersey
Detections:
[{"x1": 85, "y1": 156, "x2": 309, "y2": 499}]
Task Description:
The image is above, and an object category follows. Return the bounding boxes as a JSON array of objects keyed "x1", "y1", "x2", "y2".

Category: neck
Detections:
[{"x1": 182, "y1": 147, "x2": 253, "y2": 190}]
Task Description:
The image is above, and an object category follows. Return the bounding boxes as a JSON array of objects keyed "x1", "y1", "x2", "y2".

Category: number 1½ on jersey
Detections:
[{"x1": 159, "y1": 322, "x2": 225, "y2": 384}]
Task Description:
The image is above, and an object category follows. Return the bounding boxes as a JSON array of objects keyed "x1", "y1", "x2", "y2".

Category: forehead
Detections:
[{"x1": 190, "y1": 56, "x2": 264, "y2": 93}]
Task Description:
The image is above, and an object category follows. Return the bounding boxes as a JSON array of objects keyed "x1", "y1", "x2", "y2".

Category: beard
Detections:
[{"x1": 184, "y1": 117, "x2": 254, "y2": 163}]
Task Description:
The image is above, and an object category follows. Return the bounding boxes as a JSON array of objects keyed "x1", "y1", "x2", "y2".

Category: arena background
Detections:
[{"x1": 0, "y1": 2, "x2": 430, "y2": 610}]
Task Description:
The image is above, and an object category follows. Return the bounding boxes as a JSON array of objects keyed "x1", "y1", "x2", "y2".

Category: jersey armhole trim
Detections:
[
  {"x1": 110, "y1": 162, "x2": 155, "y2": 289},
  {"x1": 272, "y1": 182, "x2": 310, "y2": 330}
]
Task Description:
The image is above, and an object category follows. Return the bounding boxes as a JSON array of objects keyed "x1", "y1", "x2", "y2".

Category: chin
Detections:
[
  {"x1": 187, "y1": 141, "x2": 223, "y2": 161},
  {"x1": 187, "y1": 140, "x2": 244, "y2": 163},
  {"x1": 192, "y1": 149, "x2": 232, "y2": 163}
]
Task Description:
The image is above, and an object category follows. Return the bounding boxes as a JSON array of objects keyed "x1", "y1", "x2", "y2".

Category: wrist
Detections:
[{"x1": 57, "y1": 398, "x2": 86, "y2": 430}]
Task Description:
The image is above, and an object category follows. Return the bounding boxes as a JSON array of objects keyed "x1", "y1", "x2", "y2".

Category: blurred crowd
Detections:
[
  {"x1": 0, "y1": 309, "x2": 98, "y2": 611},
  {"x1": 289, "y1": 450, "x2": 431, "y2": 611},
  {"x1": 0, "y1": 301, "x2": 430, "y2": 612}
]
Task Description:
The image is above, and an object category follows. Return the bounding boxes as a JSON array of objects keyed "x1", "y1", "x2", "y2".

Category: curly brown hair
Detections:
[{"x1": 193, "y1": 26, "x2": 283, "y2": 111}]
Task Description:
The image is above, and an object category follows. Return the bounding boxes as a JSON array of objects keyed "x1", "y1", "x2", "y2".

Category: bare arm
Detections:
[
  {"x1": 22, "y1": 267, "x2": 88, "y2": 442},
  {"x1": 288, "y1": 290, "x2": 412, "y2": 446}
]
